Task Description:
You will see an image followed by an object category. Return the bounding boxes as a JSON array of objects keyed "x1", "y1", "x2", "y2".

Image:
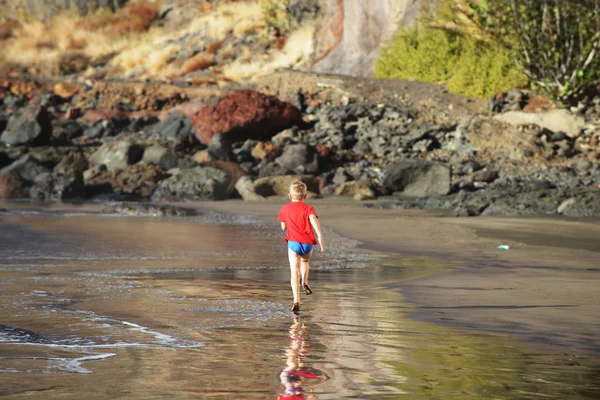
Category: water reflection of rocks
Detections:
[{"x1": 278, "y1": 317, "x2": 326, "y2": 400}]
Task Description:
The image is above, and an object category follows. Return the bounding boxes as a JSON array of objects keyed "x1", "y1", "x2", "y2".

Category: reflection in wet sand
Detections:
[{"x1": 278, "y1": 317, "x2": 326, "y2": 399}]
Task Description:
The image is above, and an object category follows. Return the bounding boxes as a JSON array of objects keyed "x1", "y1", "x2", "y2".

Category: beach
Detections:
[
  {"x1": 0, "y1": 200, "x2": 599, "y2": 399},
  {"x1": 206, "y1": 199, "x2": 600, "y2": 355}
]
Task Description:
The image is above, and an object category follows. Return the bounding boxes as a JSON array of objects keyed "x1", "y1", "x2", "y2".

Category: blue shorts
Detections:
[{"x1": 288, "y1": 241, "x2": 313, "y2": 256}]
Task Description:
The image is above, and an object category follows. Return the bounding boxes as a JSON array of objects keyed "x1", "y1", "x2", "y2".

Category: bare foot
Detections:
[
  {"x1": 290, "y1": 302, "x2": 300, "y2": 313},
  {"x1": 303, "y1": 283, "x2": 312, "y2": 295}
]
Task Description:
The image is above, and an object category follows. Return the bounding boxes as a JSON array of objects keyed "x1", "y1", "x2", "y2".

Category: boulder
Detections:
[
  {"x1": 0, "y1": 106, "x2": 52, "y2": 146},
  {"x1": 142, "y1": 145, "x2": 178, "y2": 170},
  {"x1": 275, "y1": 144, "x2": 319, "y2": 174},
  {"x1": 53, "y1": 153, "x2": 89, "y2": 179},
  {"x1": 0, "y1": 172, "x2": 27, "y2": 199},
  {"x1": 86, "y1": 164, "x2": 165, "y2": 199},
  {"x1": 116, "y1": 164, "x2": 165, "y2": 198},
  {"x1": 384, "y1": 160, "x2": 451, "y2": 197},
  {"x1": 151, "y1": 167, "x2": 229, "y2": 201},
  {"x1": 471, "y1": 169, "x2": 499, "y2": 183},
  {"x1": 190, "y1": 90, "x2": 303, "y2": 144},
  {"x1": 332, "y1": 167, "x2": 350, "y2": 185},
  {"x1": 89, "y1": 141, "x2": 145, "y2": 172},
  {"x1": 29, "y1": 172, "x2": 85, "y2": 202},
  {"x1": 257, "y1": 161, "x2": 294, "y2": 178},
  {"x1": 235, "y1": 175, "x2": 265, "y2": 201},
  {"x1": 83, "y1": 120, "x2": 116, "y2": 139},
  {"x1": 154, "y1": 111, "x2": 195, "y2": 139},
  {"x1": 494, "y1": 109, "x2": 586, "y2": 138},
  {"x1": 0, "y1": 155, "x2": 51, "y2": 183},
  {"x1": 207, "y1": 134, "x2": 232, "y2": 161},
  {"x1": 207, "y1": 160, "x2": 246, "y2": 194},
  {"x1": 335, "y1": 180, "x2": 376, "y2": 200},
  {"x1": 52, "y1": 121, "x2": 84, "y2": 141},
  {"x1": 253, "y1": 175, "x2": 319, "y2": 197}
]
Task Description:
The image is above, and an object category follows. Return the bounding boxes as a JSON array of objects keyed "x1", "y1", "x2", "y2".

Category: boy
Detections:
[{"x1": 278, "y1": 181, "x2": 324, "y2": 313}]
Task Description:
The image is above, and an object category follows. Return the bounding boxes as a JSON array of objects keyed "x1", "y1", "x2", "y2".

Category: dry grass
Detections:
[
  {"x1": 180, "y1": 53, "x2": 215, "y2": 75},
  {"x1": 206, "y1": 40, "x2": 224, "y2": 55},
  {"x1": 0, "y1": 0, "x2": 316, "y2": 82},
  {"x1": 222, "y1": 24, "x2": 315, "y2": 81}
]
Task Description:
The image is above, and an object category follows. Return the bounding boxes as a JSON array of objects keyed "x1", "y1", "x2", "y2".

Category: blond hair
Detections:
[{"x1": 289, "y1": 180, "x2": 307, "y2": 200}]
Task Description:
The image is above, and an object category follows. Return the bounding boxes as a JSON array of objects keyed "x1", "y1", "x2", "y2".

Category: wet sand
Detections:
[
  {"x1": 1, "y1": 200, "x2": 599, "y2": 399},
  {"x1": 204, "y1": 198, "x2": 600, "y2": 356}
]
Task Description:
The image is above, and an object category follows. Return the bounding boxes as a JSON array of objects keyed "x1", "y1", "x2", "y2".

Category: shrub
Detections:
[
  {"x1": 447, "y1": 38, "x2": 526, "y2": 97},
  {"x1": 464, "y1": 0, "x2": 600, "y2": 101},
  {"x1": 375, "y1": 22, "x2": 525, "y2": 98}
]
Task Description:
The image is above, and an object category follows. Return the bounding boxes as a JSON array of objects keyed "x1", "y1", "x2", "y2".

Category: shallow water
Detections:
[{"x1": 0, "y1": 208, "x2": 599, "y2": 399}]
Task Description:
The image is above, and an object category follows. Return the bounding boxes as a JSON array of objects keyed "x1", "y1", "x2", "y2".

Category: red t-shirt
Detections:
[{"x1": 278, "y1": 202, "x2": 318, "y2": 245}]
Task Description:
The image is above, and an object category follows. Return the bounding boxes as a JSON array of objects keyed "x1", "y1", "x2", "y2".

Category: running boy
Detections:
[{"x1": 278, "y1": 181, "x2": 324, "y2": 313}]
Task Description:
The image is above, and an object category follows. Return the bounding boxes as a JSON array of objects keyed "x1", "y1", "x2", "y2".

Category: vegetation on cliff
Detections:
[{"x1": 375, "y1": 0, "x2": 600, "y2": 102}]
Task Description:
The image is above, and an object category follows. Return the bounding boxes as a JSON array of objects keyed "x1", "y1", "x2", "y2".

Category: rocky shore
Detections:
[{"x1": 1, "y1": 72, "x2": 599, "y2": 217}]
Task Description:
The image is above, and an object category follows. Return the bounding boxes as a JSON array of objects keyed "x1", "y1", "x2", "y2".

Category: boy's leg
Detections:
[
  {"x1": 300, "y1": 251, "x2": 312, "y2": 289},
  {"x1": 288, "y1": 249, "x2": 301, "y2": 305}
]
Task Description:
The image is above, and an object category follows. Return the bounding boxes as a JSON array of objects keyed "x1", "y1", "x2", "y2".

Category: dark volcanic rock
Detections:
[
  {"x1": 207, "y1": 160, "x2": 246, "y2": 194},
  {"x1": 53, "y1": 153, "x2": 89, "y2": 179},
  {"x1": 190, "y1": 90, "x2": 303, "y2": 144},
  {"x1": 154, "y1": 111, "x2": 195, "y2": 139},
  {"x1": 0, "y1": 106, "x2": 52, "y2": 146},
  {"x1": 0, "y1": 172, "x2": 28, "y2": 199},
  {"x1": 257, "y1": 160, "x2": 294, "y2": 178},
  {"x1": 84, "y1": 120, "x2": 116, "y2": 139},
  {"x1": 101, "y1": 202, "x2": 198, "y2": 217},
  {"x1": 0, "y1": 152, "x2": 11, "y2": 169},
  {"x1": 274, "y1": 143, "x2": 319, "y2": 174},
  {"x1": 0, "y1": 115, "x2": 7, "y2": 135},
  {"x1": 0, "y1": 155, "x2": 51, "y2": 183},
  {"x1": 151, "y1": 167, "x2": 229, "y2": 201},
  {"x1": 142, "y1": 145, "x2": 178, "y2": 170},
  {"x1": 384, "y1": 160, "x2": 451, "y2": 197},
  {"x1": 52, "y1": 121, "x2": 84, "y2": 142},
  {"x1": 472, "y1": 169, "x2": 499, "y2": 183},
  {"x1": 89, "y1": 141, "x2": 145, "y2": 172},
  {"x1": 0, "y1": 324, "x2": 44, "y2": 344},
  {"x1": 29, "y1": 172, "x2": 85, "y2": 201},
  {"x1": 86, "y1": 164, "x2": 165, "y2": 199},
  {"x1": 207, "y1": 134, "x2": 232, "y2": 161}
]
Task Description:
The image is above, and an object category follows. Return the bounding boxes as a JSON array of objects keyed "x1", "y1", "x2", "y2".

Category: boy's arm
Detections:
[
  {"x1": 309, "y1": 214, "x2": 324, "y2": 252},
  {"x1": 281, "y1": 222, "x2": 286, "y2": 231}
]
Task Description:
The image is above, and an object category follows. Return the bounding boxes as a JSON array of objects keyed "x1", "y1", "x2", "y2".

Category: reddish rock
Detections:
[
  {"x1": 190, "y1": 90, "x2": 303, "y2": 145},
  {"x1": 81, "y1": 110, "x2": 129, "y2": 124},
  {"x1": 0, "y1": 172, "x2": 27, "y2": 199}
]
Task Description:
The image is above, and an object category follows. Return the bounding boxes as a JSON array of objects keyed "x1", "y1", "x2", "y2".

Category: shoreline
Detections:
[
  {"x1": 200, "y1": 198, "x2": 600, "y2": 356},
  {"x1": 2, "y1": 198, "x2": 599, "y2": 356}
]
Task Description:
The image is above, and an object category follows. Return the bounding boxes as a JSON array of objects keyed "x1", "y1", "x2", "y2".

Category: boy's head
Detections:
[{"x1": 288, "y1": 181, "x2": 307, "y2": 201}]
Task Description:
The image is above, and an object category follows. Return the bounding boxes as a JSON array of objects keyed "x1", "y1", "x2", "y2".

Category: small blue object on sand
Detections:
[{"x1": 498, "y1": 244, "x2": 510, "y2": 250}]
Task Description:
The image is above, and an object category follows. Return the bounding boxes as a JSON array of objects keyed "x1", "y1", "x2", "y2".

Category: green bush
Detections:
[
  {"x1": 465, "y1": 0, "x2": 600, "y2": 101},
  {"x1": 375, "y1": 24, "x2": 525, "y2": 98}
]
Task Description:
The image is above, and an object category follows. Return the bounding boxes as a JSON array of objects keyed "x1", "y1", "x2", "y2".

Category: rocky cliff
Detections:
[{"x1": 312, "y1": 0, "x2": 421, "y2": 77}]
